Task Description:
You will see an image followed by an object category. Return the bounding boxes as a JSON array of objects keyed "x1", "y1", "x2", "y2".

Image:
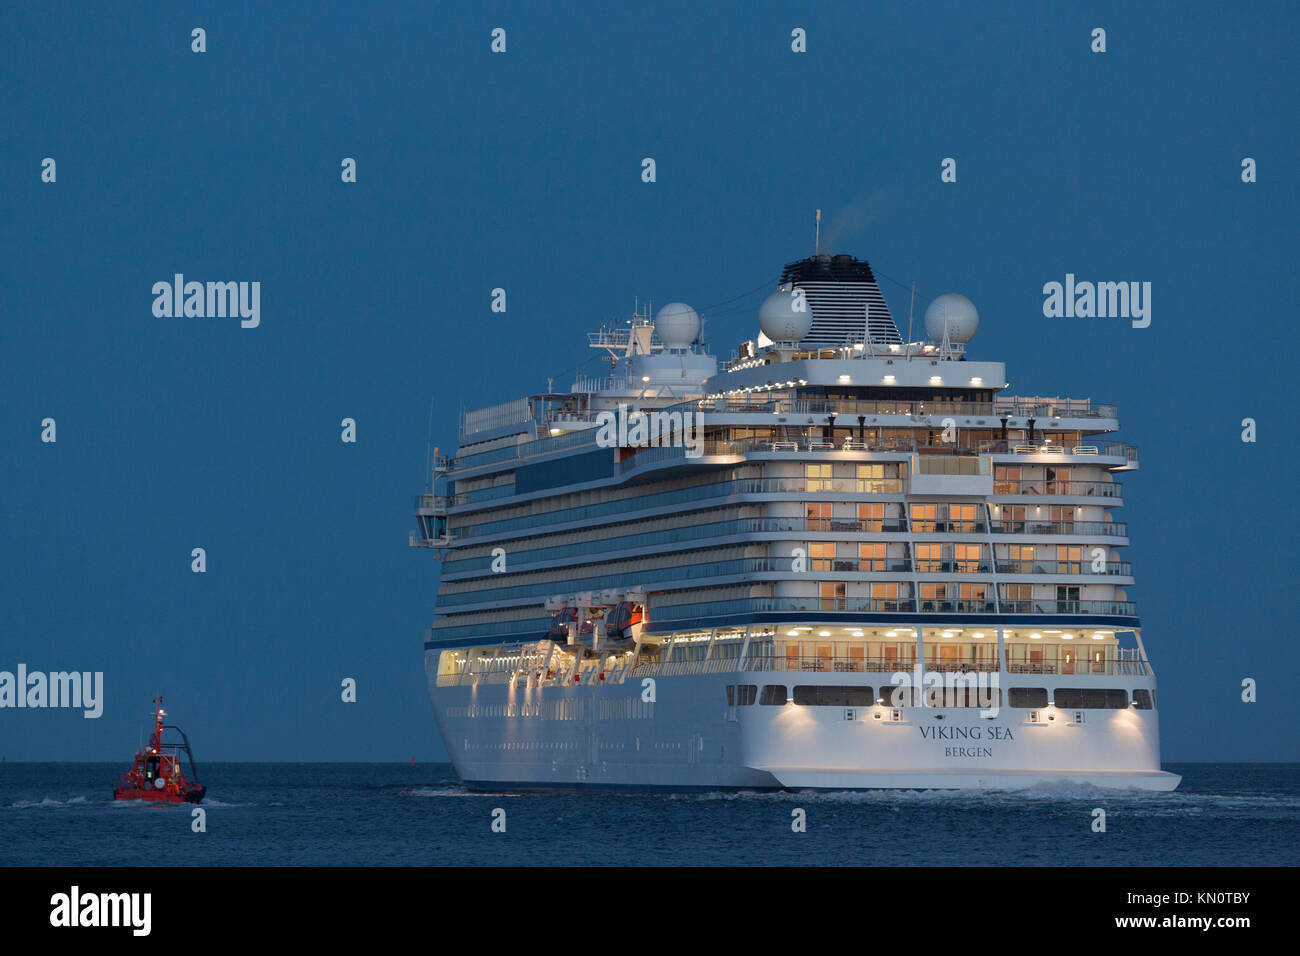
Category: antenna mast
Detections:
[
  {"x1": 424, "y1": 396, "x2": 435, "y2": 490},
  {"x1": 814, "y1": 209, "x2": 821, "y2": 254},
  {"x1": 906, "y1": 282, "x2": 916, "y2": 361}
]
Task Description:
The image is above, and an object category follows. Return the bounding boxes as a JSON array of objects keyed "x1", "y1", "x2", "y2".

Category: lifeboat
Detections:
[
  {"x1": 546, "y1": 606, "x2": 578, "y2": 640},
  {"x1": 113, "y1": 696, "x2": 205, "y2": 804},
  {"x1": 546, "y1": 605, "x2": 603, "y2": 640},
  {"x1": 606, "y1": 601, "x2": 644, "y2": 640}
]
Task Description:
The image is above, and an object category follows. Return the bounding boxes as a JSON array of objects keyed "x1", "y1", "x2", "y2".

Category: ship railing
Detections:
[
  {"x1": 741, "y1": 656, "x2": 928, "y2": 674},
  {"x1": 993, "y1": 600, "x2": 1137, "y2": 616},
  {"x1": 614, "y1": 441, "x2": 737, "y2": 473},
  {"x1": 979, "y1": 440, "x2": 1137, "y2": 461},
  {"x1": 996, "y1": 560, "x2": 1132, "y2": 576},
  {"x1": 992, "y1": 480, "x2": 1121, "y2": 497},
  {"x1": 728, "y1": 436, "x2": 919, "y2": 455},
  {"x1": 650, "y1": 596, "x2": 1137, "y2": 624},
  {"x1": 1006, "y1": 660, "x2": 1152, "y2": 677},
  {"x1": 677, "y1": 397, "x2": 1118, "y2": 420},
  {"x1": 450, "y1": 428, "x2": 600, "y2": 472},
  {"x1": 910, "y1": 520, "x2": 986, "y2": 532},
  {"x1": 989, "y1": 520, "x2": 1128, "y2": 537},
  {"x1": 995, "y1": 398, "x2": 1119, "y2": 419},
  {"x1": 413, "y1": 493, "x2": 450, "y2": 514},
  {"x1": 626, "y1": 656, "x2": 1150, "y2": 678},
  {"x1": 914, "y1": 561, "x2": 993, "y2": 573},
  {"x1": 408, "y1": 529, "x2": 451, "y2": 550},
  {"x1": 492, "y1": 652, "x2": 1154, "y2": 682},
  {"x1": 810, "y1": 559, "x2": 913, "y2": 573}
]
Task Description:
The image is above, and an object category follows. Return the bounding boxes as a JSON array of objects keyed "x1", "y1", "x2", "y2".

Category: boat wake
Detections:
[
  {"x1": 7, "y1": 795, "x2": 90, "y2": 809},
  {"x1": 402, "y1": 786, "x2": 521, "y2": 798}
]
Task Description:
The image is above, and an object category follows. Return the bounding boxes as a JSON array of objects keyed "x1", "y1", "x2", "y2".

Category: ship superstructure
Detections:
[{"x1": 411, "y1": 250, "x2": 1178, "y2": 791}]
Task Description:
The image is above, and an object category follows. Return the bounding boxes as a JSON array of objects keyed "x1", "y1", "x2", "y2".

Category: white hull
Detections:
[{"x1": 427, "y1": 656, "x2": 1180, "y2": 792}]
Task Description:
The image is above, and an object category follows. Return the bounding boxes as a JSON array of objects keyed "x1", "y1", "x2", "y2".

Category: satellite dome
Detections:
[
  {"x1": 924, "y1": 293, "x2": 979, "y2": 344},
  {"x1": 654, "y1": 302, "x2": 700, "y2": 349},
  {"x1": 758, "y1": 288, "x2": 812, "y2": 344}
]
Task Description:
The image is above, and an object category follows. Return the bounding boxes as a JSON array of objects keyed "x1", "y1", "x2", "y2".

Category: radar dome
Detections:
[
  {"x1": 758, "y1": 288, "x2": 813, "y2": 344},
  {"x1": 924, "y1": 293, "x2": 979, "y2": 344},
  {"x1": 654, "y1": 302, "x2": 700, "y2": 349}
]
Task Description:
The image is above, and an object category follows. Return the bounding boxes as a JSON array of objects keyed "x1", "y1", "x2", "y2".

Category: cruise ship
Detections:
[{"x1": 411, "y1": 249, "x2": 1179, "y2": 791}]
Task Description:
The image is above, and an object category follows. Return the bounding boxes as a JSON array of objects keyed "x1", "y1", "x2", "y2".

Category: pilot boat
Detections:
[{"x1": 113, "y1": 696, "x2": 205, "y2": 803}]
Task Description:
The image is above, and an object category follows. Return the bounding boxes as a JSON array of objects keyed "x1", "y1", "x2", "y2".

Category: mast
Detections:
[{"x1": 906, "y1": 282, "x2": 916, "y2": 361}]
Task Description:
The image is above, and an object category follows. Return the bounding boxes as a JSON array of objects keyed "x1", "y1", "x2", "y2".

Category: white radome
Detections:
[
  {"x1": 758, "y1": 288, "x2": 812, "y2": 344},
  {"x1": 924, "y1": 293, "x2": 979, "y2": 343},
  {"x1": 655, "y1": 302, "x2": 700, "y2": 349}
]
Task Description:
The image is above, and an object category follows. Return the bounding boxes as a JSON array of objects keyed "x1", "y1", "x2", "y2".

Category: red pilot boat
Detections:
[{"x1": 113, "y1": 696, "x2": 206, "y2": 804}]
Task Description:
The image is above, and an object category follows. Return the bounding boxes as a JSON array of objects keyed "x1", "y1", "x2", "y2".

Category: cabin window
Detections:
[
  {"x1": 809, "y1": 541, "x2": 834, "y2": 571},
  {"x1": 954, "y1": 543, "x2": 982, "y2": 572},
  {"x1": 1132, "y1": 689, "x2": 1154, "y2": 710},
  {"x1": 805, "y1": 463, "x2": 833, "y2": 492},
  {"x1": 759, "y1": 685, "x2": 788, "y2": 705},
  {"x1": 792, "y1": 685, "x2": 876, "y2": 706},
  {"x1": 1054, "y1": 688, "x2": 1129, "y2": 709},
  {"x1": 859, "y1": 542, "x2": 886, "y2": 572},
  {"x1": 950, "y1": 504, "x2": 979, "y2": 531},
  {"x1": 916, "y1": 543, "x2": 942, "y2": 572},
  {"x1": 858, "y1": 503, "x2": 884, "y2": 531},
  {"x1": 1009, "y1": 687, "x2": 1049, "y2": 708},
  {"x1": 994, "y1": 465, "x2": 1020, "y2": 494},
  {"x1": 819, "y1": 582, "x2": 845, "y2": 610},
  {"x1": 910, "y1": 503, "x2": 939, "y2": 532},
  {"x1": 928, "y1": 685, "x2": 1001, "y2": 708},
  {"x1": 857, "y1": 464, "x2": 887, "y2": 493}
]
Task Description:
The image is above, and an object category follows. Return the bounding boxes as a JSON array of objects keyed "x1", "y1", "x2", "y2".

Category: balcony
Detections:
[
  {"x1": 992, "y1": 480, "x2": 1122, "y2": 498},
  {"x1": 408, "y1": 528, "x2": 450, "y2": 549},
  {"x1": 682, "y1": 396, "x2": 1118, "y2": 420},
  {"x1": 653, "y1": 597, "x2": 1138, "y2": 618},
  {"x1": 989, "y1": 520, "x2": 1127, "y2": 537},
  {"x1": 915, "y1": 561, "x2": 991, "y2": 573},
  {"x1": 814, "y1": 560, "x2": 913, "y2": 573},
  {"x1": 996, "y1": 560, "x2": 1132, "y2": 576},
  {"x1": 413, "y1": 493, "x2": 447, "y2": 516},
  {"x1": 998, "y1": 600, "x2": 1136, "y2": 616},
  {"x1": 979, "y1": 440, "x2": 1138, "y2": 465}
]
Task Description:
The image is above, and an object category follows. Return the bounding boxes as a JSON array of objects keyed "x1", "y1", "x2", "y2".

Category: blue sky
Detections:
[{"x1": 1, "y1": 1, "x2": 1296, "y2": 761}]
